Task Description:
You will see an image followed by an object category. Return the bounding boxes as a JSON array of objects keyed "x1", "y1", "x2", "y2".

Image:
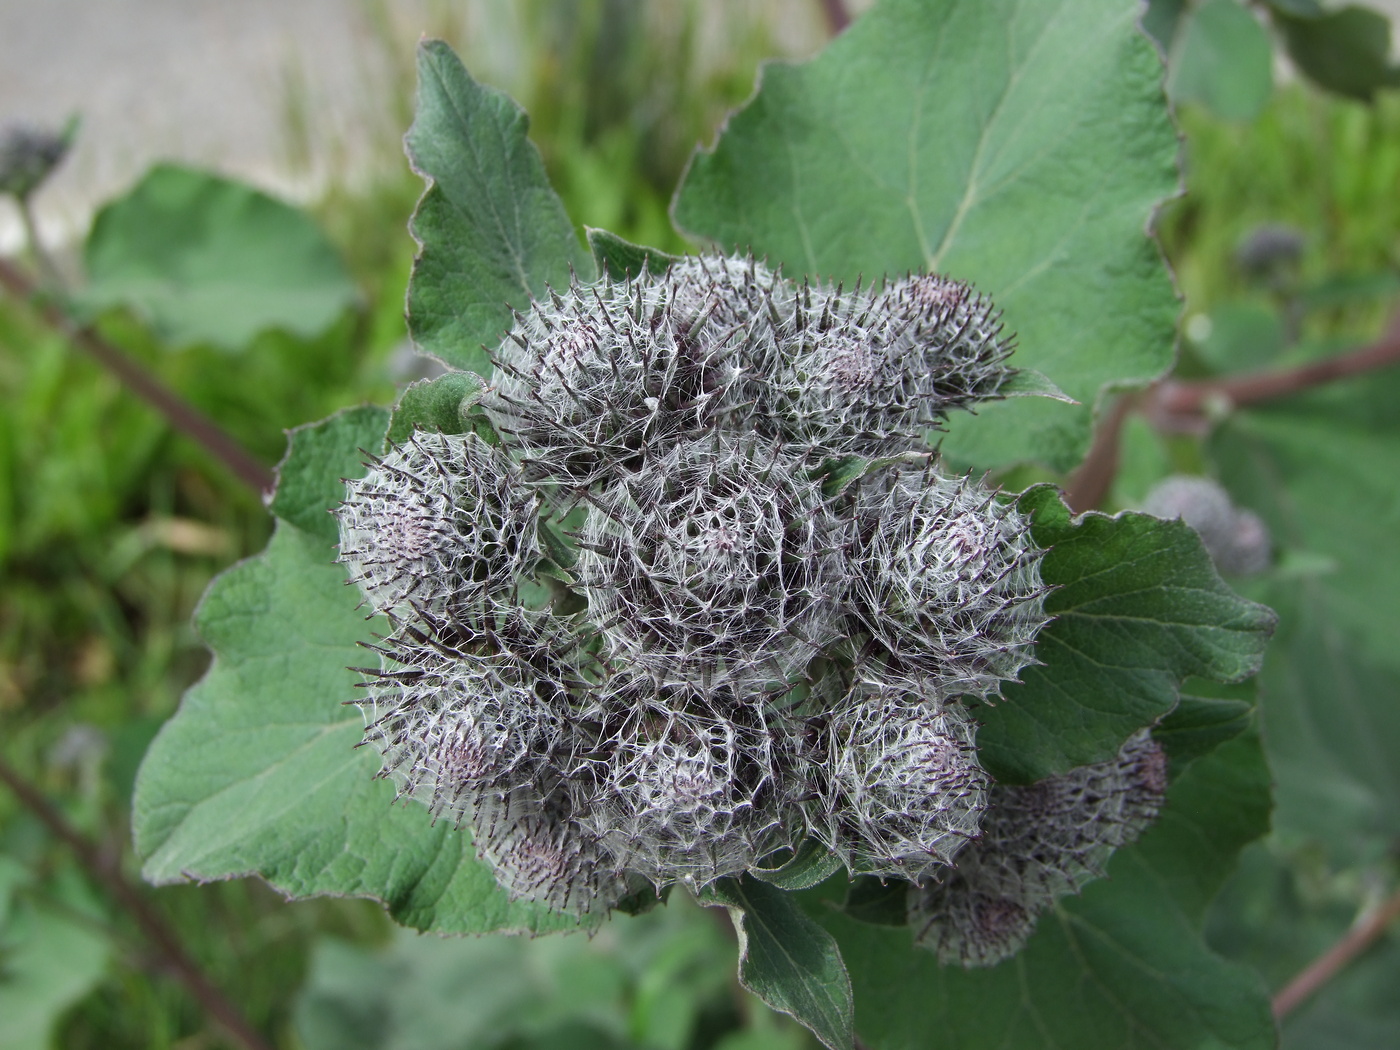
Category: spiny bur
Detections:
[
  {"x1": 337, "y1": 431, "x2": 539, "y2": 618},
  {"x1": 805, "y1": 676, "x2": 987, "y2": 882},
  {"x1": 575, "y1": 434, "x2": 848, "y2": 689},
  {"x1": 576, "y1": 686, "x2": 798, "y2": 889},
  {"x1": 850, "y1": 467, "x2": 1049, "y2": 698}
]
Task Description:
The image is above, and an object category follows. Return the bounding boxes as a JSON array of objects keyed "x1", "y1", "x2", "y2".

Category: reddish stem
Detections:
[
  {"x1": 1149, "y1": 318, "x2": 1400, "y2": 427},
  {"x1": 1063, "y1": 393, "x2": 1136, "y2": 513},
  {"x1": 0, "y1": 257, "x2": 273, "y2": 495},
  {"x1": 0, "y1": 759, "x2": 276, "y2": 1050},
  {"x1": 818, "y1": 0, "x2": 851, "y2": 34},
  {"x1": 1068, "y1": 314, "x2": 1400, "y2": 509},
  {"x1": 1273, "y1": 886, "x2": 1400, "y2": 1020}
]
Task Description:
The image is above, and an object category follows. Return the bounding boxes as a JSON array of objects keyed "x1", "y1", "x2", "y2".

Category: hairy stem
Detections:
[
  {"x1": 0, "y1": 257, "x2": 274, "y2": 495},
  {"x1": 0, "y1": 758, "x2": 276, "y2": 1050},
  {"x1": 1273, "y1": 885, "x2": 1400, "y2": 1020}
]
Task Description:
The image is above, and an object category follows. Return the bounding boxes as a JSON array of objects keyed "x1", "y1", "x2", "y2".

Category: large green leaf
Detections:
[
  {"x1": 701, "y1": 877, "x2": 855, "y2": 1050},
  {"x1": 817, "y1": 727, "x2": 1275, "y2": 1050},
  {"x1": 1271, "y1": 4, "x2": 1399, "y2": 103},
  {"x1": 132, "y1": 408, "x2": 581, "y2": 935},
  {"x1": 672, "y1": 0, "x2": 1179, "y2": 472},
  {"x1": 1208, "y1": 368, "x2": 1400, "y2": 854},
  {"x1": 1237, "y1": 576, "x2": 1400, "y2": 856},
  {"x1": 81, "y1": 164, "x2": 357, "y2": 351},
  {"x1": 1210, "y1": 370, "x2": 1400, "y2": 672},
  {"x1": 406, "y1": 40, "x2": 594, "y2": 373},
  {"x1": 976, "y1": 485, "x2": 1275, "y2": 783}
]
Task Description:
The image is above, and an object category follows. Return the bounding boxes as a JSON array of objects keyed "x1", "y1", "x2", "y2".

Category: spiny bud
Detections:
[
  {"x1": 1141, "y1": 475, "x2": 1271, "y2": 576},
  {"x1": 474, "y1": 786, "x2": 637, "y2": 917},
  {"x1": 806, "y1": 678, "x2": 987, "y2": 881},
  {"x1": 909, "y1": 730, "x2": 1168, "y2": 967},
  {"x1": 485, "y1": 271, "x2": 751, "y2": 487},
  {"x1": 850, "y1": 467, "x2": 1049, "y2": 699},
  {"x1": 337, "y1": 431, "x2": 540, "y2": 619},
  {"x1": 0, "y1": 122, "x2": 72, "y2": 200},
  {"x1": 577, "y1": 688, "x2": 797, "y2": 889},
  {"x1": 575, "y1": 434, "x2": 848, "y2": 688},
  {"x1": 351, "y1": 607, "x2": 598, "y2": 826},
  {"x1": 775, "y1": 275, "x2": 1016, "y2": 456}
]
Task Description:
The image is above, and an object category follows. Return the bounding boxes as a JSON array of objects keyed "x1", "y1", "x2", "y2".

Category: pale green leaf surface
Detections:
[
  {"x1": 818, "y1": 731, "x2": 1275, "y2": 1050},
  {"x1": 1167, "y1": 0, "x2": 1274, "y2": 122},
  {"x1": 133, "y1": 413, "x2": 582, "y2": 935},
  {"x1": 81, "y1": 164, "x2": 356, "y2": 350},
  {"x1": 406, "y1": 40, "x2": 593, "y2": 373},
  {"x1": 0, "y1": 900, "x2": 110, "y2": 1050},
  {"x1": 673, "y1": 0, "x2": 1179, "y2": 471},
  {"x1": 702, "y1": 877, "x2": 854, "y2": 1050},
  {"x1": 976, "y1": 485, "x2": 1275, "y2": 783}
]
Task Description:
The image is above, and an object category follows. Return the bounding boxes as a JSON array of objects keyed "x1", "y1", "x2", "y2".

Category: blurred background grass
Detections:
[{"x1": 0, "y1": 0, "x2": 1398, "y2": 1047}]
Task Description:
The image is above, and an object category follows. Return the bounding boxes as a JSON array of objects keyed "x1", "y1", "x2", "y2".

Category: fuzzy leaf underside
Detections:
[
  {"x1": 132, "y1": 407, "x2": 583, "y2": 936},
  {"x1": 406, "y1": 40, "x2": 594, "y2": 373},
  {"x1": 701, "y1": 877, "x2": 855, "y2": 1050},
  {"x1": 672, "y1": 0, "x2": 1179, "y2": 471},
  {"x1": 818, "y1": 725, "x2": 1274, "y2": 1050},
  {"x1": 976, "y1": 485, "x2": 1276, "y2": 784}
]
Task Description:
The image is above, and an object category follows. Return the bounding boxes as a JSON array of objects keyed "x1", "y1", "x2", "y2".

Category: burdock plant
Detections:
[{"x1": 133, "y1": 16, "x2": 1281, "y2": 1050}]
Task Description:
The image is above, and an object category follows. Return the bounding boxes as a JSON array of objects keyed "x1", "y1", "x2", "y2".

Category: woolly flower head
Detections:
[
  {"x1": 337, "y1": 431, "x2": 539, "y2": 618},
  {"x1": 1142, "y1": 475, "x2": 1271, "y2": 576},
  {"x1": 775, "y1": 274, "x2": 1015, "y2": 456},
  {"x1": 576, "y1": 687, "x2": 796, "y2": 889},
  {"x1": 484, "y1": 263, "x2": 787, "y2": 488},
  {"x1": 805, "y1": 677, "x2": 987, "y2": 882}
]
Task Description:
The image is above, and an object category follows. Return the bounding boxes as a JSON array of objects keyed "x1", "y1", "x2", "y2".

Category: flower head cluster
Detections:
[{"x1": 335, "y1": 253, "x2": 1150, "y2": 958}]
